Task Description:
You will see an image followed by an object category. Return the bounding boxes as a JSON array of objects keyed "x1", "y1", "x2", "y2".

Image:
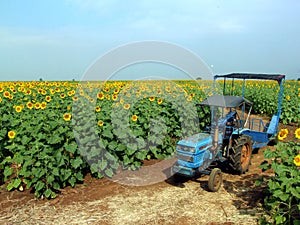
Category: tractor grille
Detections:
[{"x1": 178, "y1": 154, "x2": 194, "y2": 163}]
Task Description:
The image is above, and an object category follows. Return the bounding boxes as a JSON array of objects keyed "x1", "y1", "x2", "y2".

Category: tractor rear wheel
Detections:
[
  {"x1": 229, "y1": 135, "x2": 252, "y2": 174},
  {"x1": 208, "y1": 168, "x2": 222, "y2": 192}
]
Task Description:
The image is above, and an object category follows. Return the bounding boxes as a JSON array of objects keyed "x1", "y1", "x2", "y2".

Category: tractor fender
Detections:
[{"x1": 227, "y1": 128, "x2": 251, "y2": 149}]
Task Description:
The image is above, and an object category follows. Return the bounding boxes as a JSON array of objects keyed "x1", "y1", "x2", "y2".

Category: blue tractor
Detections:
[{"x1": 172, "y1": 73, "x2": 285, "y2": 192}]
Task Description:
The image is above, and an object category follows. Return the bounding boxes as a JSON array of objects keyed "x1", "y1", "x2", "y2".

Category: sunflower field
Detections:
[
  {"x1": 257, "y1": 128, "x2": 300, "y2": 224},
  {"x1": 0, "y1": 79, "x2": 299, "y2": 199}
]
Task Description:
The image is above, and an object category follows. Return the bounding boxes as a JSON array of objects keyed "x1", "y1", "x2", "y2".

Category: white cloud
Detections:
[
  {"x1": 218, "y1": 20, "x2": 245, "y2": 32},
  {"x1": 64, "y1": 0, "x2": 120, "y2": 15},
  {"x1": 0, "y1": 26, "x2": 102, "y2": 48},
  {"x1": 61, "y1": 0, "x2": 251, "y2": 39},
  {"x1": 0, "y1": 27, "x2": 51, "y2": 46},
  {"x1": 130, "y1": 17, "x2": 165, "y2": 33}
]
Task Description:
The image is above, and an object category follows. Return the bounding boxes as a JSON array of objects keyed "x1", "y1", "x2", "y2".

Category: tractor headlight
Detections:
[
  {"x1": 177, "y1": 145, "x2": 196, "y2": 153},
  {"x1": 189, "y1": 147, "x2": 196, "y2": 153}
]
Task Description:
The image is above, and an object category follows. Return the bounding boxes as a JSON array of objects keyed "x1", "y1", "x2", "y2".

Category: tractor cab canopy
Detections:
[
  {"x1": 214, "y1": 73, "x2": 285, "y2": 84},
  {"x1": 199, "y1": 95, "x2": 252, "y2": 108}
]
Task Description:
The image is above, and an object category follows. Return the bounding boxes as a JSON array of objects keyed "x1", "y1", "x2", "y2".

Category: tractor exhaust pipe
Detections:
[
  {"x1": 211, "y1": 124, "x2": 219, "y2": 151},
  {"x1": 214, "y1": 125, "x2": 219, "y2": 147},
  {"x1": 210, "y1": 107, "x2": 219, "y2": 151}
]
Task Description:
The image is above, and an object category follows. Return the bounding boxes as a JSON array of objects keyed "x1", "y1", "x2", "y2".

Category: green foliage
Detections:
[
  {"x1": 0, "y1": 109, "x2": 86, "y2": 198},
  {"x1": 0, "y1": 80, "x2": 211, "y2": 198},
  {"x1": 0, "y1": 79, "x2": 299, "y2": 200},
  {"x1": 257, "y1": 141, "x2": 300, "y2": 224}
]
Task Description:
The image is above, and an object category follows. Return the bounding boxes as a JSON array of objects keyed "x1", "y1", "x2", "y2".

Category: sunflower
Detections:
[
  {"x1": 123, "y1": 103, "x2": 130, "y2": 110},
  {"x1": 285, "y1": 95, "x2": 291, "y2": 100},
  {"x1": 97, "y1": 92, "x2": 104, "y2": 100},
  {"x1": 27, "y1": 102, "x2": 33, "y2": 109},
  {"x1": 186, "y1": 96, "x2": 193, "y2": 102},
  {"x1": 157, "y1": 98, "x2": 163, "y2": 105},
  {"x1": 15, "y1": 105, "x2": 22, "y2": 113},
  {"x1": 294, "y1": 155, "x2": 300, "y2": 167},
  {"x1": 63, "y1": 113, "x2": 72, "y2": 121},
  {"x1": 112, "y1": 94, "x2": 118, "y2": 101},
  {"x1": 98, "y1": 120, "x2": 104, "y2": 126},
  {"x1": 0, "y1": 97, "x2": 2, "y2": 103},
  {"x1": 72, "y1": 96, "x2": 79, "y2": 101},
  {"x1": 60, "y1": 93, "x2": 66, "y2": 99},
  {"x1": 131, "y1": 115, "x2": 138, "y2": 122},
  {"x1": 35, "y1": 102, "x2": 41, "y2": 109},
  {"x1": 8, "y1": 131, "x2": 16, "y2": 139},
  {"x1": 95, "y1": 106, "x2": 101, "y2": 112},
  {"x1": 45, "y1": 95, "x2": 51, "y2": 102},
  {"x1": 3, "y1": 91, "x2": 10, "y2": 98},
  {"x1": 295, "y1": 128, "x2": 300, "y2": 139},
  {"x1": 149, "y1": 96, "x2": 155, "y2": 102},
  {"x1": 25, "y1": 89, "x2": 31, "y2": 95},
  {"x1": 40, "y1": 102, "x2": 47, "y2": 110},
  {"x1": 278, "y1": 128, "x2": 288, "y2": 141}
]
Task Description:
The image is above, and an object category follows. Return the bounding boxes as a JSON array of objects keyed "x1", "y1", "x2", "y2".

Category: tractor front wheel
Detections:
[
  {"x1": 229, "y1": 135, "x2": 252, "y2": 174},
  {"x1": 208, "y1": 168, "x2": 222, "y2": 192}
]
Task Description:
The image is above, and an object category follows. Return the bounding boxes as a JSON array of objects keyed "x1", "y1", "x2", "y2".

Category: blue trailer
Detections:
[{"x1": 172, "y1": 73, "x2": 285, "y2": 192}]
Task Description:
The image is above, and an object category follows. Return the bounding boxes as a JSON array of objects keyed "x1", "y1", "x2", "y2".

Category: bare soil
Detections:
[{"x1": 0, "y1": 124, "x2": 298, "y2": 225}]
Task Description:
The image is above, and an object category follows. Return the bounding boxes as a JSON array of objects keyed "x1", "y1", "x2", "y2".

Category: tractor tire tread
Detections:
[{"x1": 228, "y1": 135, "x2": 252, "y2": 175}]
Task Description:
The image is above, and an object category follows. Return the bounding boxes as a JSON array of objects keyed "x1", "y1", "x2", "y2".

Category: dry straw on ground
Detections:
[{"x1": 0, "y1": 180, "x2": 259, "y2": 225}]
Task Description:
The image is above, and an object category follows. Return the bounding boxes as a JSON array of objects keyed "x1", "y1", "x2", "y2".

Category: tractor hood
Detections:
[{"x1": 177, "y1": 133, "x2": 212, "y2": 148}]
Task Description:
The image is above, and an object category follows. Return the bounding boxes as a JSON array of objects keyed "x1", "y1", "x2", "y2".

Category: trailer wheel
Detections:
[
  {"x1": 208, "y1": 168, "x2": 222, "y2": 192},
  {"x1": 229, "y1": 135, "x2": 252, "y2": 174},
  {"x1": 268, "y1": 127, "x2": 279, "y2": 146}
]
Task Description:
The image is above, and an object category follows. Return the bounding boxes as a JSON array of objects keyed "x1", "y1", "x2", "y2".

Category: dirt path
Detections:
[
  {"x1": 0, "y1": 124, "x2": 298, "y2": 225},
  {"x1": 0, "y1": 149, "x2": 269, "y2": 225}
]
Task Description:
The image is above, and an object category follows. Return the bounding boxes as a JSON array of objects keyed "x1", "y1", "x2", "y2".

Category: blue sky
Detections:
[{"x1": 0, "y1": 0, "x2": 299, "y2": 81}]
